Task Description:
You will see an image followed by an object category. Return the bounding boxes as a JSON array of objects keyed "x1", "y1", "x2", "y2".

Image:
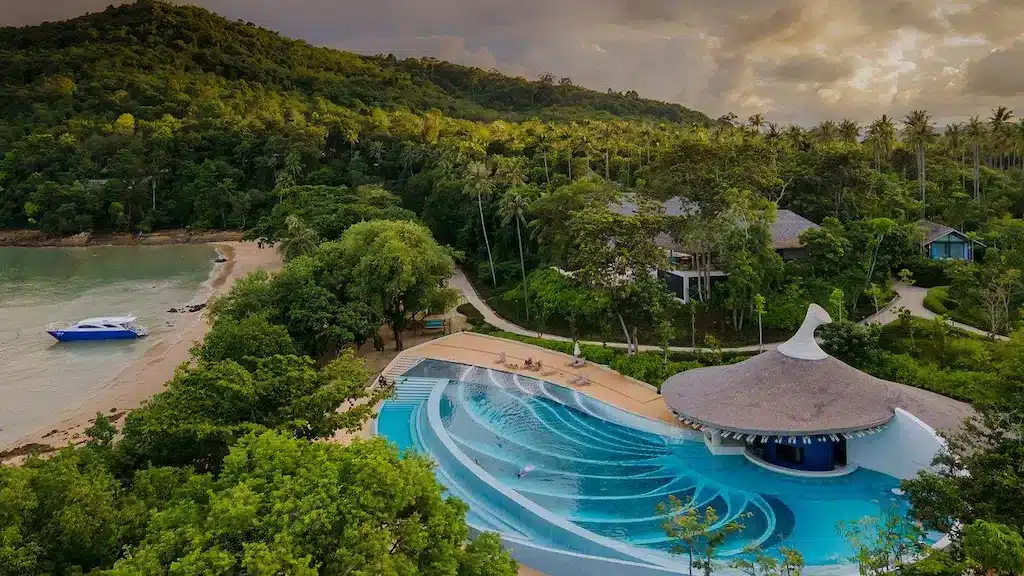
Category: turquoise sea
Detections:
[{"x1": 0, "y1": 245, "x2": 216, "y2": 447}]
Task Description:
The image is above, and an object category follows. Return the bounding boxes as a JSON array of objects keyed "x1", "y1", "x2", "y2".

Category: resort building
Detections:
[
  {"x1": 662, "y1": 304, "x2": 948, "y2": 479},
  {"x1": 918, "y1": 219, "x2": 976, "y2": 261},
  {"x1": 609, "y1": 195, "x2": 819, "y2": 303}
]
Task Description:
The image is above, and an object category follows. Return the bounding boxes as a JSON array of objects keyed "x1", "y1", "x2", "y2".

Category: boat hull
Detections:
[{"x1": 47, "y1": 329, "x2": 141, "y2": 342}]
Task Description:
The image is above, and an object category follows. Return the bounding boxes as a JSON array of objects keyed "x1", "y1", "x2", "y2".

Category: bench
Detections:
[{"x1": 423, "y1": 318, "x2": 447, "y2": 333}]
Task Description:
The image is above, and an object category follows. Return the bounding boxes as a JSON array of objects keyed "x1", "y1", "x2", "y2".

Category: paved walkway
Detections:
[
  {"x1": 399, "y1": 332, "x2": 681, "y2": 425},
  {"x1": 449, "y1": 268, "x2": 774, "y2": 353},
  {"x1": 859, "y1": 282, "x2": 1009, "y2": 341}
]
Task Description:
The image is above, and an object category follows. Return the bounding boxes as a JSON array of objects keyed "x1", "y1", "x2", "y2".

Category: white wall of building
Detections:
[{"x1": 847, "y1": 408, "x2": 946, "y2": 480}]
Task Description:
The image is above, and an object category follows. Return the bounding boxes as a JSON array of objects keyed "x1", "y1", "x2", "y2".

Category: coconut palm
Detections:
[
  {"x1": 989, "y1": 106, "x2": 1014, "y2": 169},
  {"x1": 965, "y1": 116, "x2": 987, "y2": 201},
  {"x1": 902, "y1": 110, "x2": 937, "y2": 217},
  {"x1": 783, "y1": 124, "x2": 805, "y2": 149},
  {"x1": 498, "y1": 188, "x2": 533, "y2": 320},
  {"x1": 814, "y1": 120, "x2": 839, "y2": 144},
  {"x1": 1013, "y1": 119, "x2": 1024, "y2": 170},
  {"x1": 838, "y1": 119, "x2": 861, "y2": 144},
  {"x1": 278, "y1": 214, "x2": 319, "y2": 262},
  {"x1": 943, "y1": 122, "x2": 966, "y2": 191},
  {"x1": 464, "y1": 161, "x2": 498, "y2": 287},
  {"x1": 866, "y1": 115, "x2": 897, "y2": 170},
  {"x1": 747, "y1": 113, "x2": 765, "y2": 132},
  {"x1": 496, "y1": 156, "x2": 528, "y2": 188}
]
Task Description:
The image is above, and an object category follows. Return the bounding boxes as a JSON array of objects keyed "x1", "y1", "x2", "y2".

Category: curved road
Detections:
[
  {"x1": 450, "y1": 270, "x2": 1010, "y2": 352},
  {"x1": 859, "y1": 282, "x2": 1009, "y2": 341},
  {"x1": 448, "y1": 268, "x2": 774, "y2": 353}
]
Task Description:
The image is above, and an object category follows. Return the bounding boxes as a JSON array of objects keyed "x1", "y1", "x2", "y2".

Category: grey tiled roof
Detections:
[
  {"x1": 772, "y1": 210, "x2": 820, "y2": 249},
  {"x1": 918, "y1": 219, "x2": 966, "y2": 246},
  {"x1": 608, "y1": 195, "x2": 818, "y2": 250},
  {"x1": 662, "y1": 350, "x2": 973, "y2": 435}
]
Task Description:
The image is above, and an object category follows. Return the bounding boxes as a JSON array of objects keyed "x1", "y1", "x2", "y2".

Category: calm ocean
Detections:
[{"x1": 0, "y1": 245, "x2": 216, "y2": 447}]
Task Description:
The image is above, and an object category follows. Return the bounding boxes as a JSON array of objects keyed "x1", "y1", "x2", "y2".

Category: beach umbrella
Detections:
[{"x1": 573, "y1": 340, "x2": 581, "y2": 359}]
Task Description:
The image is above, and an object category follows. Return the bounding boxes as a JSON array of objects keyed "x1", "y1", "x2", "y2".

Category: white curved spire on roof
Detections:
[{"x1": 777, "y1": 304, "x2": 832, "y2": 360}]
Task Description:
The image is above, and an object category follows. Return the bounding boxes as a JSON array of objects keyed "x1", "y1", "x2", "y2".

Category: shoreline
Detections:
[
  {"x1": 0, "y1": 228, "x2": 243, "y2": 248},
  {"x1": 0, "y1": 241, "x2": 282, "y2": 462}
]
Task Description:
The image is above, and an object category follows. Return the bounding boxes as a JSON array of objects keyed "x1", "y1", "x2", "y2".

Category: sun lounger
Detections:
[
  {"x1": 494, "y1": 352, "x2": 506, "y2": 364},
  {"x1": 525, "y1": 360, "x2": 541, "y2": 372},
  {"x1": 569, "y1": 374, "x2": 591, "y2": 386},
  {"x1": 567, "y1": 357, "x2": 585, "y2": 368},
  {"x1": 540, "y1": 368, "x2": 556, "y2": 377}
]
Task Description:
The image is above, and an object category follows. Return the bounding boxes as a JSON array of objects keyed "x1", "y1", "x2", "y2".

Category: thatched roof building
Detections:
[{"x1": 662, "y1": 305, "x2": 972, "y2": 474}]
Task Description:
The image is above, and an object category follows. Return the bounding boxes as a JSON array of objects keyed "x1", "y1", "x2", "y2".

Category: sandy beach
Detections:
[{"x1": 1, "y1": 241, "x2": 282, "y2": 461}]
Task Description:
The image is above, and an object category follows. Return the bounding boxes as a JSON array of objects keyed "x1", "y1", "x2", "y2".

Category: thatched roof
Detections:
[
  {"x1": 662, "y1": 304, "x2": 974, "y2": 436},
  {"x1": 662, "y1": 351, "x2": 902, "y2": 436}
]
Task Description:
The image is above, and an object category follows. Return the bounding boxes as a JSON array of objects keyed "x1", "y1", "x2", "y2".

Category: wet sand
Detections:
[{"x1": 1, "y1": 241, "x2": 281, "y2": 461}]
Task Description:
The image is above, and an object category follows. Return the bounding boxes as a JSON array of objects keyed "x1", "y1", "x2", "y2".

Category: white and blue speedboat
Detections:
[{"x1": 46, "y1": 316, "x2": 149, "y2": 342}]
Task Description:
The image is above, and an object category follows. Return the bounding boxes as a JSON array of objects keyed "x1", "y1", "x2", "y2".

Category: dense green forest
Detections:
[{"x1": 2, "y1": 2, "x2": 1024, "y2": 573}]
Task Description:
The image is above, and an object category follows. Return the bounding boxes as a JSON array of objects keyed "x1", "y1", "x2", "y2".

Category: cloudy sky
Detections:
[{"x1": 4, "y1": 0, "x2": 1024, "y2": 125}]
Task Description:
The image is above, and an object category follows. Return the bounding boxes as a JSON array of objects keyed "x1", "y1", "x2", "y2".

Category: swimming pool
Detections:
[{"x1": 376, "y1": 359, "x2": 919, "y2": 571}]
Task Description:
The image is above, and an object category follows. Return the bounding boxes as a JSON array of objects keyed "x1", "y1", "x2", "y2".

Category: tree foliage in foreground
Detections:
[
  {"x1": 116, "y1": 350, "x2": 384, "y2": 472},
  {"x1": 0, "y1": 431, "x2": 517, "y2": 576},
  {"x1": 108, "y1": 432, "x2": 511, "y2": 575}
]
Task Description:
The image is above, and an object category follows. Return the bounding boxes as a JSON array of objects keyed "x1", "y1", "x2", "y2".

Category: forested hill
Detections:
[{"x1": 0, "y1": 0, "x2": 710, "y2": 126}]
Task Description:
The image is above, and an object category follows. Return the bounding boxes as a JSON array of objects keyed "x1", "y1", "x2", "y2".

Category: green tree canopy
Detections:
[
  {"x1": 328, "y1": 220, "x2": 460, "y2": 350},
  {"x1": 117, "y1": 351, "x2": 382, "y2": 471}
]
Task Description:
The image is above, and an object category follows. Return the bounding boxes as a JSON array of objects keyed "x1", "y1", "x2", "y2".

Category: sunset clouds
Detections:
[{"x1": 4, "y1": 0, "x2": 1024, "y2": 124}]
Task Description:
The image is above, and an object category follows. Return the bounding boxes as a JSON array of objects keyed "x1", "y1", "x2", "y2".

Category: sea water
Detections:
[{"x1": 0, "y1": 245, "x2": 216, "y2": 447}]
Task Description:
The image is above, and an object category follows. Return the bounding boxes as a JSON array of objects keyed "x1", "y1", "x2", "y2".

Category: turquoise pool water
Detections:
[{"x1": 376, "y1": 360, "x2": 918, "y2": 568}]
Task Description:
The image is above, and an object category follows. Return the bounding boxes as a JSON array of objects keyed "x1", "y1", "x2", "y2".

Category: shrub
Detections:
[
  {"x1": 473, "y1": 329, "x2": 752, "y2": 389},
  {"x1": 457, "y1": 303, "x2": 485, "y2": 325},
  {"x1": 871, "y1": 352, "x2": 1005, "y2": 406},
  {"x1": 820, "y1": 321, "x2": 883, "y2": 367},
  {"x1": 900, "y1": 256, "x2": 949, "y2": 288},
  {"x1": 923, "y1": 286, "x2": 951, "y2": 315}
]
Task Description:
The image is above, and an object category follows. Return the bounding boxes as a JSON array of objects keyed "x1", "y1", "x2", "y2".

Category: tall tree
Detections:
[
  {"x1": 463, "y1": 161, "x2": 498, "y2": 286},
  {"x1": 902, "y1": 110, "x2": 937, "y2": 217},
  {"x1": 333, "y1": 220, "x2": 459, "y2": 350},
  {"x1": 498, "y1": 187, "x2": 533, "y2": 321},
  {"x1": 866, "y1": 115, "x2": 897, "y2": 170},
  {"x1": 839, "y1": 119, "x2": 861, "y2": 144},
  {"x1": 989, "y1": 106, "x2": 1014, "y2": 169},
  {"x1": 944, "y1": 122, "x2": 966, "y2": 191},
  {"x1": 965, "y1": 116, "x2": 987, "y2": 201}
]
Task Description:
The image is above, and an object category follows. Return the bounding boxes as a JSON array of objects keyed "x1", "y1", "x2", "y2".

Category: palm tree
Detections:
[
  {"x1": 965, "y1": 116, "x2": 987, "y2": 201},
  {"x1": 989, "y1": 106, "x2": 1014, "y2": 169},
  {"x1": 749, "y1": 113, "x2": 765, "y2": 133},
  {"x1": 944, "y1": 122, "x2": 966, "y2": 191},
  {"x1": 464, "y1": 161, "x2": 498, "y2": 287},
  {"x1": 838, "y1": 119, "x2": 861, "y2": 144},
  {"x1": 560, "y1": 125, "x2": 576, "y2": 180},
  {"x1": 599, "y1": 122, "x2": 617, "y2": 180},
  {"x1": 814, "y1": 120, "x2": 839, "y2": 145},
  {"x1": 278, "y1": 214, "x2": 319, "y2": 261},
  {"x1": 1013, "y1": 119, "x2": 1024, "y2": 170},
  {"x1": 784, "y1": 124, "x2": 805, "y2": 149},
  {"x1": 902, "y1": 110, "x2": 937, "y2": 217},
  {"x1": 534, "y1": 129, "x2": 552, "y2": 185},
  {"x1": 496, "y1": 156, "x2": 527, "y2": 188},
  {"x1": 866, "y1": 115, "x2": 897, "y2": 170},
  {"x1": 498, "y1": 188, "x2": 533, "y2": 320}
]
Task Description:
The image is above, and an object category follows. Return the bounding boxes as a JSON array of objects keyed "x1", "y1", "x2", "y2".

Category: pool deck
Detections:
[{"x1": 400, "y1": 332, "x2": 679, "y2": 426}]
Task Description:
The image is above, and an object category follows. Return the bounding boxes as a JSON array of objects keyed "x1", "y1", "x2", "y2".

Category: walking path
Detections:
[
  {"x1": 859, "y1": 282, "x2": 1009, "y2": 341},
  {"x1": 448, "y1": 268, "x2": 773, "y2": 354},
  {"x1": 452, "y1": 271, "x2": 1012, "y2": 352}
]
